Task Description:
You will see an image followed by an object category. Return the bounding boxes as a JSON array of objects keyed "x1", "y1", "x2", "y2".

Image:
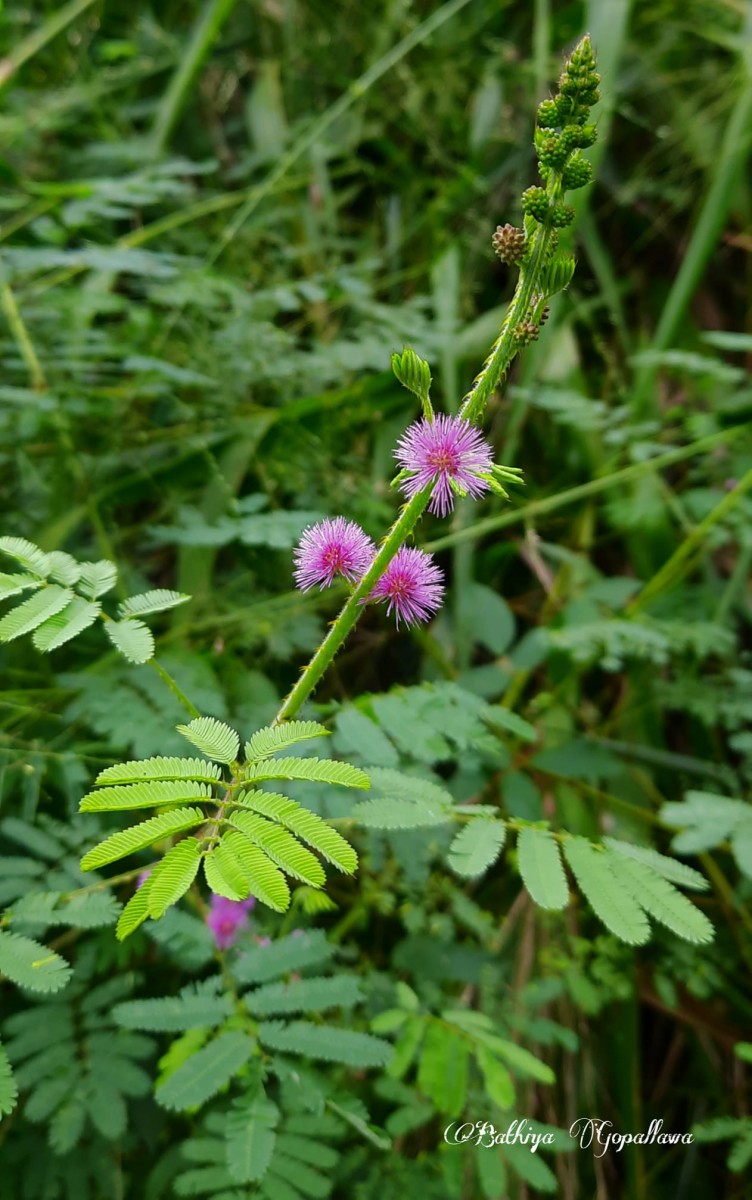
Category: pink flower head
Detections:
[
  {"x1": 206, "y1": 894, "x2": 255, "y2": 950},
  {"x1": 369, "y1": 546, "x2": 444, "y2": 628},
  {"x1": 136, "y1": 869, "x2": 152, "y2": 890},
  {"x1": 395, "y1": 414, "x2": 494, "y2": 517},
  {"x1": 293, "y1": 518, "x2": 375, "y2": 591}
]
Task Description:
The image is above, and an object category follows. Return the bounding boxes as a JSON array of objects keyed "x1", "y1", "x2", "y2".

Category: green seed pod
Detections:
[
  {"x1": 550, "y1": 202, "x2": 576, "y2": 228},
  {"x1": 537, "y1": 98, "x2": 560, "y2": 128},
  {"x1": 574, "y1": 124, "x2": 598, "y2": 148},
  {"x1": 521, "y1": 186, "x2": 549, "y2": 222},
  {"x1": 562, "y1": 154, "x2": 593, "y2": 190}
]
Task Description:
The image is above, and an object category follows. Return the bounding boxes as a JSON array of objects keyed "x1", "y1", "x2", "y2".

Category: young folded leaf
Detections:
[
  {"x1": 203, "y1": 839, "x2": 253, "y2": 902},
  {"x1": 0, "y1": 572, "x2": 42, "y2": 601},
  {"x1": 116, "y1": 886, "x2": 151, "y2": 942}
]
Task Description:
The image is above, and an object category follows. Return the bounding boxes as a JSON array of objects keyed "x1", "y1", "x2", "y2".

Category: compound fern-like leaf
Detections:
[
  {"x1": 246, "y1": 975, "x2": 362, "y2": 1017},
  {"x1": 243, "y1": 757, "x2": 369, "y2": 789},
  {"x1": 0, "y1": 1038, "x2": 18, "y2": 1118},
  {"x1": 0, "y1": 585, "x2": 73, "y2": 642},
  {"x1": 232, "y1": 930, "x2": 335, "y2": 985},
  {"x1": 221, "y1": 831, "x2": 290, "y2": 912},
  {"x1": 0, "y1": 930, "x2": 71, "y2": 993},
  {"x1": 80, "y1": 809, "x2": 205, "y2": 871},
  {"x1": 118, "y1": 589, "x2": 190, "y2": 618},
  {"x1": 226, "y1": 1093, "x2": 279, "y2": 1184},
  {"x1": 32, "y1": 597, "x2": 100, "y2": 652},
  {"x1": 0, "y1": 536, "x2": 51, "y2": 578},
  {"x1": 96, "y1": 756, "x2": 223, "y2": 786},
  {"x1": 516, "y1": 827, "x2": 569, "y2": 910},
  {"x1": 227, "y1": 810, "x2": 326, "y2": 888},
  {"x1": 352, "y1": 796, "x2": 452, "y2": 829},
  {"x1": 602, "y1": 837, "x2": 709, "y2": 891},
  {"x1": 257, "y1": 1021, "x2": 391, "y2": 1068},
  {"x1": 564, "y1": 836, "x2": 650, "y2": 945},
  {"x1": 114, "y1": 984, "x2": 233, "y2": 1032},
  {"x1": 244, "y1": 721, "x2": 329, "y2": 762},
  {"x1": 155, "y1": 1031, "x2": 254, "y2": 1111},
  {"x1": 80, "y1": 779, "x2": 214, "y2": 812},
  {"x1": 147, "y1": 837, "x2": 202, "y2": 919},
  {"x1": 77, "y1": 559, "x2": 117, "y2": 599},
  {"x1": 105, "y1": 617, "x2": 155, "y2": 664},
  {"x1": 448, "y1": 819, "x2": 507, "y2": 878},
  {"x1": 607, "y1": 852, "x2": 714, "y2": 944},
  {"x1": 237, "y1": 791, "x2": 357, "y2": 875},
  {"x1": 177, "y1": 717, "x2": 240, "y2": 764}
]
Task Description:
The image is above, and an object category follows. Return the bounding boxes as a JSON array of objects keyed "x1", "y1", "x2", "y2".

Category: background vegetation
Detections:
[{"x1": 1, "y1": 1, "x2": 751, "y2": 1197}]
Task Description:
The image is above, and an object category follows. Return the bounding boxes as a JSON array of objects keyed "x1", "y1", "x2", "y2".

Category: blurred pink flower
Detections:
[{"x1": 206, "y1": 894, "x2": 255, "y2": 949}]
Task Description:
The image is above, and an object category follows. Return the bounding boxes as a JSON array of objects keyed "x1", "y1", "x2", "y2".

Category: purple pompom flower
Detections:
[
  {"x1": 395, "y1": 414, "x2": 494, "y2": 517},
  {"x1": 294, "y1": 517, "x2": 375, "y2": 591},
  {"x1": 206, "y1": 894, "x2": 255, "y2": 950},
  {"x1": 369, "y1": 546, "x2": 444, "y2": 628}
]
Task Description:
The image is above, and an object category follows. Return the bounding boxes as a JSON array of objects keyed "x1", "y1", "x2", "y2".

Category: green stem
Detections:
[
  {"x1": 0, "y1": 281, "x2": 46, "y2": 390},
  {"x1": 149, "y1": 0, "x2": 239, "y2": 157},
  {"x1": 273, "y1": 488, "x2": 431, "y2": 723},
  {"x1": 459, "y1": 218, "x2": 555, "y2": 424},
  {"x1": 0, "y1": 0, "x2": 100, "y2": 86},
  {"x1": 149, "y1": 659, "x2": 201, "y2": 719},
  {"x1": 628, "y1": 463, "x2": 752, "y2": 613}
]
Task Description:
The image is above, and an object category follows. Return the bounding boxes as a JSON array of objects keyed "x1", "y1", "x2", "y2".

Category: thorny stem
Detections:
[
  {"x1": 460, "y1": 204, "x2": 558, "y2": 425},
  {"x1": 150, "y1": 659, "x2": 202, "y2": 719},
  {"x1": 274, "y1": 487, "x2": 431, "y2": 723},
  {"x1": 273, "y1": 147, "x2": 569, "y2": 725}
]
